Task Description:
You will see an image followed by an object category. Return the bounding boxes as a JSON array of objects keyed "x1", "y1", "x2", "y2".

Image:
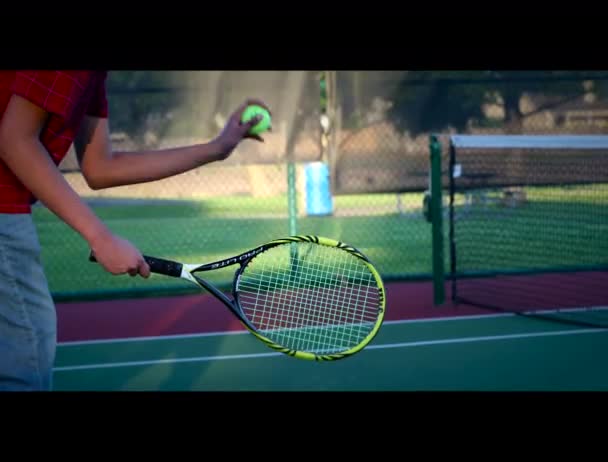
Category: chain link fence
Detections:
[{"x1": 35, "y1": 71, "x2": 608, "y2": 301}]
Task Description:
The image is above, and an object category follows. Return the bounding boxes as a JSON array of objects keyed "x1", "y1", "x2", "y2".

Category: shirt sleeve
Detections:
[
  {"x1": 86, "y1": 71, "x2": 109, "y2": 118},
  {"x1": 11, "y1": 71, "x2": 86, "y2": 119}
]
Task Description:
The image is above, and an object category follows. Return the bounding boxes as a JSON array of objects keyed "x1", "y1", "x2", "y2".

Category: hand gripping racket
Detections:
[{"x1": 90, "y1": 235, "x2": 386, "y2": 361}]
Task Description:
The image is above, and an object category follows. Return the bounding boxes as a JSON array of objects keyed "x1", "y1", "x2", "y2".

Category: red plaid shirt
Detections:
[{"x1": 0, "y1": 70, "x2": 108, "y2": 213}]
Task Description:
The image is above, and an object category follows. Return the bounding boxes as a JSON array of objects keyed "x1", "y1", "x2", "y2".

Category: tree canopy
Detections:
[{"x1": 385, "y1": 71, "x2": 608, "y2": 136}]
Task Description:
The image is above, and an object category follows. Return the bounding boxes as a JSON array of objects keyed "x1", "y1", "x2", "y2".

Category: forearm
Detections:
[
  {"x1": 77, "y1": 98, "x2": 268, "y2": 190},
  {"x1": 85, "y1": 139, "x2": 226, "y2": 189},
  {"x1": 0, "y1": 138, "x2": 110, "y2": 245}
]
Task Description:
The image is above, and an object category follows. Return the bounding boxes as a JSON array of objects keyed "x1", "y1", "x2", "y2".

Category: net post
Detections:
[
  {"x1": 447, "y1": 138, "x2": 457, "y2": 304},
  {"x1": 429, "y1": 134, "x2": 445, "y2": 305}
]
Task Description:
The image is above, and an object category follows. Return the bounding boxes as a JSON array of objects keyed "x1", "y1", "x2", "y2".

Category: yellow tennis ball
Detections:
[{"x1": 241, "y1": 105, "x2": 272, "y2": 135}]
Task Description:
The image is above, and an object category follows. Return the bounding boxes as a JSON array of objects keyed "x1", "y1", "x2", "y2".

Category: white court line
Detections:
[
  {"x1": 52, "y1": 326, "x2": 608, "y2": 373},
  {"x1": 55, "y1": 312, "x2": 526, "y2": 347},
  {"x1": 57, "y1": 307, "x2": 608, "y2": 348}
]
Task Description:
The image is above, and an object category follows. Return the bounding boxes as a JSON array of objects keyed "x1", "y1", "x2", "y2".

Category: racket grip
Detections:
[
  {"x1": 88, "y1": 252, "x2": 183, "y2": 278},
  {"x1": 142, "y1": 256, "x2": 183, "y2": 277}
]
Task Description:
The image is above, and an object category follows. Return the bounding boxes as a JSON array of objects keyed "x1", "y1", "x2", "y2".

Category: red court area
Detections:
[
  {"x1": 454, "y1": 270, "x2": 608, "y2": 312},
  {"x1": 56, "y1": 271, "x2": 608, "y2": 343},
  {"x1": 55, "y1": 281, "x2": 491, "y2": 343}
]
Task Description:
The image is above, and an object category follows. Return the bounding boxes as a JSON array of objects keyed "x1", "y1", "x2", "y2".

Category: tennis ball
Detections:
[{"x1": 241, "y1": 105, "x2": 272, "y2": 135}]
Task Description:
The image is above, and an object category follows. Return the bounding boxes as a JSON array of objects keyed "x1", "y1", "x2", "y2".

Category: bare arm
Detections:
[
  {"x1": 75, "y1": 117, "x2": 226, "y2": 189},
  {"x1": 0, "y1": 94, "x2": 149, "y2": 277},
  {"x1": 75, "y1": 99, "x2": 269, "y2": 190}
]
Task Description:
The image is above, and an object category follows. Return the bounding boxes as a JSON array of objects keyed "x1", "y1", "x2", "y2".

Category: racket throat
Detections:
[
  {"x1": 184, "y1": 266, "x2": 250, "y2": 326},
  {"x1": 181, "y1": 264, "x2": 202, "y2": 282}
]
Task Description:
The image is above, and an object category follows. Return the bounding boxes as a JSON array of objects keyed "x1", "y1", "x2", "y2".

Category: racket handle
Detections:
[
  {"x1": 89, "y1": 252, "x2": 183, "y2": 278},
  {"x1": 142, "y1": 256, "x2": 183, "y2": 277}
]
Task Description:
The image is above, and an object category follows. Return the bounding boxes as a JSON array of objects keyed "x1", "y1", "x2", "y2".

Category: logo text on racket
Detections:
[{"x1": 210, "y1": 247, "x2": 265, "y2": 269}]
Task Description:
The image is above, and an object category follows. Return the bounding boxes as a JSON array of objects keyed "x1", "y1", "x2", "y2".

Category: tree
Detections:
[
  {"x1": 106, "y1": 71, "x2": 184, "y2": 147},
  {"x1": 386, "y1": 71, "x2": 606, "y2": 136}
]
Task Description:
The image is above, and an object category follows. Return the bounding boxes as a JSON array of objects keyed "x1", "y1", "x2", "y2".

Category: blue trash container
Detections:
[{"x1": 305, "y1": 161, "x2": 333, "y2": 216}]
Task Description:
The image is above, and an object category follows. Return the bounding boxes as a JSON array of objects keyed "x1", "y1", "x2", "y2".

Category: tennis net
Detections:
[{"x1": 446, "y1": 135, "x2": 608, "y2": 327}]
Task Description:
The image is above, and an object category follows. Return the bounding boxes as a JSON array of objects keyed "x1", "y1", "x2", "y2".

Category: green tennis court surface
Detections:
[
  {"x1": 52, "y1": 289, "x2": 608, "y2": 391},
  {"x1": 41, "y1": 173, "x2": 607, "y2": 390}
]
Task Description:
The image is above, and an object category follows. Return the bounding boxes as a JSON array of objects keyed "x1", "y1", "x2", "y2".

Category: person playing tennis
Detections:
[{"x1": 0, "y1": 71, "x2": 270, "y2": 391}]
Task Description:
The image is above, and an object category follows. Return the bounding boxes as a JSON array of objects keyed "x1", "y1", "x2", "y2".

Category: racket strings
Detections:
[
  {"x1": 239, "y1": 263, "x2": 377, "y2": 329},
  {"x1": 237, "y1": 243, "x2": 380, "y2": 354}
]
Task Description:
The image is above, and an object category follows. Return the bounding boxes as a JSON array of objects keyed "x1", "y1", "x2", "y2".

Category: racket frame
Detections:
[{"x1": 92, "y1": 235, "x2": 386, "y2": 361}]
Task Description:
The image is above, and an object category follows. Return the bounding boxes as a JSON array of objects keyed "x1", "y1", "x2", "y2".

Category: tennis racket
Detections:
[{"x1": 89, "y1": 235, "x2": 385, "y2": 361}]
